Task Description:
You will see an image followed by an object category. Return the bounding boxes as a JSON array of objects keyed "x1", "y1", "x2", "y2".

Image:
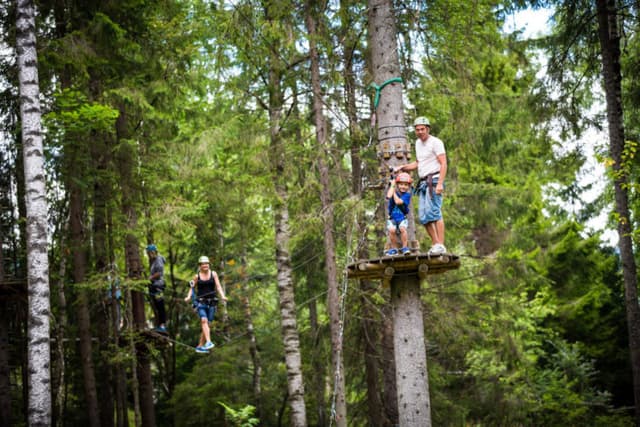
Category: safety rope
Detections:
[
  {"x1": 329, "y1": 211, "x2": 358, "y2": 426},
  {"x1": 149, "y1": 330, "x2": 197, "y2": 350}
]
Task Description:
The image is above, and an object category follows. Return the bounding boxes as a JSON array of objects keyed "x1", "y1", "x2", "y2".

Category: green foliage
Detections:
[
  {"x1": 218, "y1": 402, "x2": 260, "y2": 427},
  {"x1": 2, "y1": 0, "x2": 636, "y2": 425}
]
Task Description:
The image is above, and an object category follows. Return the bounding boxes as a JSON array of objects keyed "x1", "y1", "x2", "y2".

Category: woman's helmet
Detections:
[
  {"x1": 198, "y1": 255, "x2": 210, "y2": 264},
  {"x1": 395, "y1": 172, "x2": 413, "y2": 184}
]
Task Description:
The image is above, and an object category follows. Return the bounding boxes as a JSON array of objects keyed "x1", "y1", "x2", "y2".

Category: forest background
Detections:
[{"x1": 1, "y1": 0, "x2": 639, "y2": 426}]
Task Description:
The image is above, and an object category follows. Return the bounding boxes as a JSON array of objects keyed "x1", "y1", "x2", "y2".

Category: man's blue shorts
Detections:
[
  {"x1": 197, "y1": 302, "x2": 217, "y2": 322},
  {"x1": 418, "y1": 178, "x2": 444, "y2": 224}
]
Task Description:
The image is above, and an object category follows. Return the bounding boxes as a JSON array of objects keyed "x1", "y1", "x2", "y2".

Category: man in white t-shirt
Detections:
[{"x1": 395, "y1": 116, "x2": 448, "y2": 255}]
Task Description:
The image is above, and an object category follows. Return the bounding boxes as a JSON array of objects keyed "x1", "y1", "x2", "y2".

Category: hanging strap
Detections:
[{"x1": 368, "y1": 77, "x2": 403, "y2": 110}]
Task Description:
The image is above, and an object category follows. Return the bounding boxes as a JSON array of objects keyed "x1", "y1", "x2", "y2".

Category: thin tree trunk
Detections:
[
  {"x1": 0, "y1": 299, "x2": 10, "y2": 427},
  {"x1": 16, "y1": 0, "x2": 51, "y2": 424},
  {"x1": 263, "y1": 1, "x2": 308, "y2": 424},
  {"x1": 70, "y1": 181, "x2": 102, "y2": 427},
  {"x1": 54, "y1": 231, "x2": 68, "y2": 427},
  {"x1": 360, "y1": 285, "x2": 388, "y2": 427},
  {"x1": 240, "y1": 253, "x2": 263, "y2": 420},
  {"x1": 340, "y1": 1, "x2": 396, "y2": 421},
  {"x1": 308, "y1": 297, "x2": 327, "y2": 426},
  {"x1": 595, "y1": 1, "x2": 640, "y2": 425},
  {"x1": 92, "y1": 131, "x2": 115, "y2": 427},
  {"x1": 0, "y1": 228, "x2": 10, "y2": 427},
  {"x1": 304, "y1": 1, "x2": 347, "y2": 424},
  {"x1": 341, "y1": 0, "x2": 364, "y2": 198},
  {"x1": 380, "y1": 304, "x2": 398, "y2": 425},
  {"x1": 126, "y1": 288, "x2": 142, "y2": 427},
  {"x1": 116, "y1": 108, "x2": 155, "y2": 427}
]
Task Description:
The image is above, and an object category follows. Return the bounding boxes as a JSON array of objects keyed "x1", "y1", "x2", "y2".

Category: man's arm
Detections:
[{"x1": 395, "y1": 161, "x2": 418, "y2": 172}]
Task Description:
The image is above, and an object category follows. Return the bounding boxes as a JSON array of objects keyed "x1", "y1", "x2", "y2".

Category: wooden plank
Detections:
[{"x1": 346, "y1": 252, "x2": 460, "y2": 280}]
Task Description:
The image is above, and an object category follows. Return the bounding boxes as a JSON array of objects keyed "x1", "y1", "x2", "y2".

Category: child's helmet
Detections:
[
  {"x1": 198, "y1": 255, "x2": 210, "y2": 264},
  {"x1": 396, "y1": 172, "x2": 413, "y2": 184},
  {"x1": 146, "y1": 244, "x2": 157, "y2": 252}
]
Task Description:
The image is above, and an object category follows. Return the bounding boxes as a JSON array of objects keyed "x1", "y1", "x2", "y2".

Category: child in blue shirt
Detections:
[{"x1": 386, "y1": 172, "x2": 413, "y2": 256}]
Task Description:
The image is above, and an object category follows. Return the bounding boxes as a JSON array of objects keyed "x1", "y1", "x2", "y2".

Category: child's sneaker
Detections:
[
  {"x1": 385, "y1": 248, "x2": 398, "y2": 256},
  {"x1": 195, "y1": 346, "x2": 209, "y2": 354},
  {"x1": 203, "y1": 341, "x2": 215, "y2": 350},
  {"x1": 401, "y1": 247, "x2": 411, "y2": 255}
]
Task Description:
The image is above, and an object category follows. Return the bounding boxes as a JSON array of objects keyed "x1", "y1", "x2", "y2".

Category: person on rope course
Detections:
[
  {"x1": 184, "y1": 255, "x2": 228, "y2": 354},
  {"x1": 146, "y1": 244, "x2": 168, "y2": 333},
  {"x1": 394, "y1": 116, "x2": 448, "y2": 255},
  {"x1": 385, "y1": 172, "x2": 413, "y2": 256}
]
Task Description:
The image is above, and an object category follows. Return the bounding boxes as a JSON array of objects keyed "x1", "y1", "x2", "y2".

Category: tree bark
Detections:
[
  {"x1": 91, "y1": 127, "x2": 115, "y2": 427},
  {"x1": 381, "y1": 304, "x2": 398, "y2": 425},
  {"x1": 595, "y1": 1, "x2": 640, "y2": 425},
  {"x1": 264, "y1": 3, "x2": 308, "y2": 423},
  {"x1": 0, "y1": 299, "x2": 10, "y2": 427},
  {"x1": 53, "y1": 231, "x2": 68, "y2": 427},
  {"x1": 70, "y1": 179, "x2": 102, "y2": 427},
  {"x1": 0, "y1": 229, "x2": 10, "y2": 427},
  {"x1": 16, "y1": 1, "x2": 52, "y2": 425},
  {"x1": 240, "y1": 253, "x2": 264, "y2": 420},
  {"x1": 360, "y1": 283, "x2": 389, "y2": 427},
  {"x1": 116, "y1": 107, "x2": 155, "y2": 427},
  {"x1": 391, "y1": 275, "x2": 430, "y2": 426}
]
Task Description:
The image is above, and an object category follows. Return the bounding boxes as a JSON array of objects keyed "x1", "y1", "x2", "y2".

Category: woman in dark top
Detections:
[{"x1": 184, "y1": 255, "x2": 227, "y2": 353}]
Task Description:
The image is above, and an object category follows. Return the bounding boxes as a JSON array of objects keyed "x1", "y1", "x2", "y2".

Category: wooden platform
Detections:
[{"x1": 346, "y1": 252, "x2": 460, "y2": 281}]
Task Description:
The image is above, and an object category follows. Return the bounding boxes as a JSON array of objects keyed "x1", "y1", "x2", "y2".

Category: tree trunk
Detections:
[
  {"x1": 240, "y1": 254, "x2": 264, "y2": 420},
  {"x1": 16, "y1": 1, "x2": 52, "y2": 425},
  {"x1": 340, "y1": 1, "x2": 397, "y2": 420},
  {"x1": 308, "y1": 297, "x2": 327, "y2": 426},
  {"x1": 360, "y1": 283, "x2": 388, "y2": 427},
  {"x1": 263, "y1": 1, "x2": 308, "y2": 425},
  {"x1": 53, "y1": 231, "x2": 68, "y2": 427},
  {"x1": 0, "y1": 299, "x2": 10, "y2": 427},
  {"x1": 341, "y1": 0, "x2": 364, "y2": 198},
  {"x1": 304, "y1": 1, "x2": 347, "y2": 425},
  {"x1": 92, "y1": 130, "x2": 115, "y2": 427},
  {"x1": 0, "y1": 231, "x2": 10, "y2": 427},
  {"x1": 381, "y1": 304, "x2": 398, "y2": 425},
  {"x1": 116, "y1": 108, "x2": 155, "y2": 427},
  {"x1": 368, "y1": 0, "x2": 431, "y2": 425},
  {"x1": 391, "y1": 276, "x2": 430, "y2": 426},
  {"x1": 595, "y1": 1, "x2": 640, "y2": 425},
  {"x1": 70, "y1": 181, "x2": 102, "y2": 427},
  {"x1": 126, "y1": 288, "x2": 142, "y2": 427}
]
